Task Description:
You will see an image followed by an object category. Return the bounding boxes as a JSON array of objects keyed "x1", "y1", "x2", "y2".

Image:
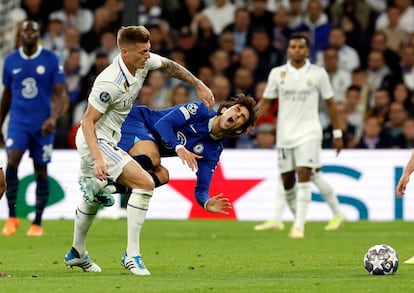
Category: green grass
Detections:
[{"x1": 1, "y1": 219, "x2": 414, "y2": 293}]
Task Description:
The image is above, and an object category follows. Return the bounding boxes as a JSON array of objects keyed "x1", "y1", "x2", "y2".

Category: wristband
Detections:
[
  {"x1": 175, "y1": 145, "x2": 185, "y2": 152},
  {"x1": 333, "y1": 129, "x2": 343, "y2": 138}
]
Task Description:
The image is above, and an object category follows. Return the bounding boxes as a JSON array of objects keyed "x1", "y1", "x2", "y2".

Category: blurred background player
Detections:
[
  {"x1": 257, "y1": 34, "x2": 343, "y2": 239},
  {"x1": 0, "y1": 20, "x2": 65, "y2": 237}
]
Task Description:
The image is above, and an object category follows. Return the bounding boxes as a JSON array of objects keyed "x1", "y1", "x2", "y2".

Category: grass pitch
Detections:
[{"x1": 1, "y1": 219, "x2": 414, "y2": 292}]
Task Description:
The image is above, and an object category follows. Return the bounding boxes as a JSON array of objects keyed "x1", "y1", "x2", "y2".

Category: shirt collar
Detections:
[
  {"x1": 116, "y1": 54, "x2": 136, "y2": 86},
  {"x1": 19, "y1": 45, "x2": 42, "y2": 60},
  {"x1": 286, "y1": 58, "x2": 311, "y2": 72}
]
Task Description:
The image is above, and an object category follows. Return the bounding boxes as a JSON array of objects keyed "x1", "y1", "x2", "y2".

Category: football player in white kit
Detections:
[
  {"x1": 64, "y1": 25, "x2": 216, "y2": 275},
  {"x1": 257, "y1": 34, "x2": 343, "y2": 238}
]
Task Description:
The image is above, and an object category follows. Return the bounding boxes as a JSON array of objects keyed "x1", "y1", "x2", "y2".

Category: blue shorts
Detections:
[
  {"x1": 6, "y1": 125, "x2": 54, "y2": 164},
  {"x1": 118, "y1": 109, "x2": 175, "y2": 157}
]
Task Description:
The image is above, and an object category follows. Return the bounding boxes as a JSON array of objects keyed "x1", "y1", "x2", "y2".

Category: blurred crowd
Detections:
[{"x1": 6, "y1": 0, "x2": 414, "y2": 150}]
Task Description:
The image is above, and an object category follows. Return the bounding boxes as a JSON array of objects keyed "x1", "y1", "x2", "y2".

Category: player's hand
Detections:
[
  {"x1": 94, "y1": 158, "x2": 110, "y2": 181},
  {"x1": 396, "y1": 173, "x2": 410, "y2": 198},
  {"x1": 196, "y1": 82, "x2": 215, "y2": 110},
  {"x1": 41, "y1": 117, "x2": 57, "y2": 136},
  {"x1": 332, "y1": 137, "x2": 343, "y2": 156},
  {"x1": 205, "y1": 193, "x2": 232, "y2": 215},
  {"x1": 176, "y1": 147, "x2": 203, "y2": 172}
]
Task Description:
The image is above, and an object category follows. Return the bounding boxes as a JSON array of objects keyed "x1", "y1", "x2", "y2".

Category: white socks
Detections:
[
  {"x1": 293, "y1": 182, "x2": 311, "y2": 230},
  {"x1": 312, "y1": 171, "x2": 343, "y2": 217},
  {"x1": 126, "y1": 188, "x2": 153, "y2": 256},
  {"x1": 72, "y1": 200, "x2": 100, "y2": 257}
]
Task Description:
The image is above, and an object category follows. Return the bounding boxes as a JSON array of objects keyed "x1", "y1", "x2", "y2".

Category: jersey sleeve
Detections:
[
  {"x1": 194, "y1": 159, "x2": 218, "y2": 208},
  {"x1": 88, "y1": 80, "x2": 121, "y2": 114},
  {"x1": 154, "y1": 102, "x2": 209, "y2": 150},
  {"x1": 263, "y1": 68, "x2": 279, "y2": 100},
  {"x1": 51, "y1": 53, "x2": 65, "y2": 85},
  {"x1": 319, "y1": 68, "x2": 334, "y2": 100},
  {"x1": 2, "y1": 56, "x2": 12, "y2": 87},
  {"x1": 146, "y1": 53, "x2": 163, "y2": 70}
]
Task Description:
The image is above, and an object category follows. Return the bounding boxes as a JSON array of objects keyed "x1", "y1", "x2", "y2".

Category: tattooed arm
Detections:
[{"x1": 159, "y1": 58, "x2": 215, "y2": 110}]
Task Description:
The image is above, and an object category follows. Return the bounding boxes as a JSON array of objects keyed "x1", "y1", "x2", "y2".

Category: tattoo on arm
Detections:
[{"x1": 161, "y1": 59, "x2": 201, "y2": 86}]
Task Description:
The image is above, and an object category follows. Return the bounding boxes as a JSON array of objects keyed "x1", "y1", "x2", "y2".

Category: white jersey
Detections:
[
  {"x1": 85, "y1": 53, "x2": 162, "y2": 144},
  {"x1": 263, "y1": 59, "x2": 334, "y2": 148}
]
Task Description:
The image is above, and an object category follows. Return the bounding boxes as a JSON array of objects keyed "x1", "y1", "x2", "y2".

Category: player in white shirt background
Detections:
[
  {"x1": 257, "y1": 33, "x2": 343, "y2": 239},
  {"x1": 63, "y1": 25, "x2": 216, "y2": 276}
]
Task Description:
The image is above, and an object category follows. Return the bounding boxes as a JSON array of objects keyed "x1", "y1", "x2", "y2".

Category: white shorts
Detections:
[
  {"x1": 76, "y1": 129, "x2": 131, "y2": 181},
  {"x1": 277, "y1": 139, "x2": 321, "y2": 173}
]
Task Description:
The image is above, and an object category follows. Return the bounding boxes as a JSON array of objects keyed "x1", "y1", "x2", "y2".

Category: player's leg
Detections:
[
  {"x1": 312, "y1": 168, "x2": 346, "y2": 230},
  {"x1": 2, "y1": 148, "x2": 24, "y2": 236},
  {"x1": 117, "y1": 159, "x2": 154, "y2": 276},
  {"x1": 254, "y1": 175, "x2": 286, "y2": 231},
  {"x1": 289, "y1": 141, "x2": 319, "y2": 239}
]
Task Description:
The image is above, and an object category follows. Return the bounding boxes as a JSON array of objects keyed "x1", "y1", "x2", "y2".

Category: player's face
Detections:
[
  {"x1": 219, "y1": 104, "x2": 249, "y2": 134},
  {"x1": 123, "y1": 41, "x2": 151, "y2": 70},
  {"x1": 287, "y1": 38, "x2": 309, "y2": 63},
  {"x1": 20, "y1": 21, "x2": 40, "y2": 47}
]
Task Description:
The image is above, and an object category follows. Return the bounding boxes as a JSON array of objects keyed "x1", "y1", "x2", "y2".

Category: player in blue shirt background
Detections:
[
  {"x1": 117, "y1": 93, "x2": 257, "y2": 214},
  {"x1": 0, "y1": 20, "x2": 65, "y2": 236}
]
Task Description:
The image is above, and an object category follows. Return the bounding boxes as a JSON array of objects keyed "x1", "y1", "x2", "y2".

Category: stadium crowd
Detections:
[{"x1": 5, "y1": 0, "x2": 414, "y2": 150}]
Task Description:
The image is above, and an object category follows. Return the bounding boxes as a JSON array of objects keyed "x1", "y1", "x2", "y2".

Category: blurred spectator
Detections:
[
  {"x1": 329, "y1": 0, "x2": 375, "y2": 33},
  {"x1": 378, "y1": 4, "x2": 409, "y2": 55},
  {"x1": 145, "y1": 23, "x2": 173, "y2": 57},
  {"x1": 190, "y1": 12, "x2": 219, "y2": 67},
  {"x1": 167, "y1": 84, "x2": 191, "y2": 107},
  {"x1": 146, "y1": 69, "x2": 173, "y2": 109},
  {"x1": 383, "y1": 101, "x2": 408, "y2": 143},
  {"x1": 343, "y1": 85, "x2": 365, "y2": 139},
  {"x1": 211, "y1": 75, "x2": 231, "y2": 111},
  {"x1": 322, "y1": 102, "x2": 357, "y2": 149},
  {"x1": 49, "y1": 0, "x2": 94, "y2": 34},
  {"x1": 392, "y1": 82, "x2": 414, "y2": 113},
  {"x1": 201, "y1": 0, "x2": 235, "y2": 35},
  {"x1": 316, "y1": 27, "x2": 360, "y2": 73},
  {"x1": 355, "y1": 116, "x2": 393, "y2": 149},
  {"x1": 400, "y1": 45, "x2": 414, "y2": 91},
  {"x1": 80, "y1": 7, "x2": 113, "y2": 53},
  {"x1": 249, "y1": 0, "x2": 274, "y2": 38},
  {"x1": 318, "y1": 46, "x2": 352, "y2": 129},
  {"x1": 365, "y1": 88, "x2": 392, "y2": 124},
  {"x1": 351, "y1": 67, "x2": 371, "y2": 112},
  {"x1": 198, "y1": 65, "x2": 214, "y2": 88},
  {"x1": 249, "y1": 28, "x2": 284, "y2": 77},
  {"x1": 137, "y1": 0, "x2": 162, "y2": 26},
  {"x1": 252, "y1": 123, "x2": 276, "y2": 149},
  {"x1": 170, "y1": 0, "x2": 205, "y2": 33},
  {"x1": 270, "y1": 6, "x2": 292, "y2": 51},
  {"x1": 293, "y1": 0, "x2": 332, "y2": 62},
  {"x1": 393, "y1": 116, "x2": 414, "y2": 148},
  {"x1": 218, "y1": 31, "x2": 239, "y2": 65},
  {"x1": 42, "y1": 15, "x2": 65, "y2": 53},
  {"x1": 21, "y1": 0, "x2": 52, "y2": 32},
  {"x1": 370, "y1": 31, "x2": 402, "y2": 78},
  {"x1": 239, "y1": 46, "x2": 269, "y2": 83},
  {"x1": 375, "y1": 0, "x2": 414, "y2": 34},
  {"x1": 174, "y1": 26, "x2": 201, "y2": 73},
  {"x1": 366, "y1": 49, "x2": 400, "y2": 102},
  {"x1": 209, "y1": 48, "x2": 232, "y2": 78},
  {"x1": 135, "y1": 84, "x2": 155, "y2": 107},
  {"x1": 231, "y1": 67, "x2": 255, "y2": 98},
  {"x1": 101, "y1": 0, "x2": 123, "y2": 31},
  {"x1": 286, "y1": 0, "x2": 305, "y2": 29},
  {"x1": 222, "y1": 7, "x2": 252, "y2": 54}
]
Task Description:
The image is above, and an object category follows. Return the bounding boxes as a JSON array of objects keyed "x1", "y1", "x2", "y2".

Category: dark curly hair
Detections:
[{"x1": 216, "y1": 93, "x2": 258, "y2": 133}]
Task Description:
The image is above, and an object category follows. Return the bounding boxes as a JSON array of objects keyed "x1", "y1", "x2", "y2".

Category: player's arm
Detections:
[
  {"x1": 325, "y1": 97, "x2": 343, "y2": 155},
  {"x1": 195, "y1": 161, "x2": 231, "y2": 215},
  {"x1": 159, "y1": 58, "x2": 214, "y2": 109},
  {"x1": 257, "y1": 98, "x2": 273, "y2": 117},
  {"x1": 82, "y1": 104, "x2": 108, "y2": 181},
  {"x1": 42, "y1": 82, "x2": 65, "y2": 136},
  {"x1": 396, "y1": 151, "x2": 414, "y2": 198}
]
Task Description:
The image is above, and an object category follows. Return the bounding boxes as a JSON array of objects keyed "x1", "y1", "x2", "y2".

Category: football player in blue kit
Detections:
[
  {"x1": 117, "y1": 93, "x2": 257, "y2": 214},
  {"x1": 0, "y1": 20, "x2": 65, "y2": 236}
]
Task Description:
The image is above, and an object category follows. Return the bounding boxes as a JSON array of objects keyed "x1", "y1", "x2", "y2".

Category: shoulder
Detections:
[{"x1": 178, "y1": 102, "x2": 207, "y2": 117}]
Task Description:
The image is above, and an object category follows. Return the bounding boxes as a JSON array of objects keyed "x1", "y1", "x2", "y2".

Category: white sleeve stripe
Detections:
[{"x1": 179, "y1": 106, "x2": 190, "y2": 120}]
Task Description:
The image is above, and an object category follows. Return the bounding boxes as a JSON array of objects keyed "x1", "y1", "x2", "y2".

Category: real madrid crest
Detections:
[
  {"x1": 307, "y1": 79, "x2": 312, "y2": 86},
  {"x1": 280, "y1": 71, "x2": 286, "y2": 78}
]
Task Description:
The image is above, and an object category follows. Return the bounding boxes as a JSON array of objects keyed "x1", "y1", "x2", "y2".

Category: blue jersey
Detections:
[
  {"x1": 119, "y1": 102, "x2": 223, "y2": 207},
  {"x1": 2, "y1": 46, "x2": 65, "y2": 129}
]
